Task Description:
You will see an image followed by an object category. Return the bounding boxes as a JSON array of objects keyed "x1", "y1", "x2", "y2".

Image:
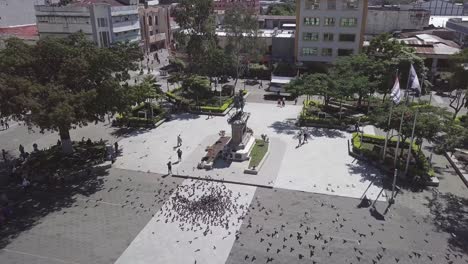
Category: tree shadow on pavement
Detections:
[
  {"x1": 306, "y1": 127, "x2": 345, "y2": 138},
  {"x1": 425, "y1": 191, "x2": 468, "y2": 255},
  {"x1": 346, "y1": 161, "x2": 385, "y2": 189},
  {"x1": 268, "y1": 119, "x2": 299, "y2": 135},
  {"x1": 168, "y1": 113, "x2": 201, "y2": 121},
  {"x1": 0, "y1": 168, "x2": 109, "y2": 249},
  {"x1": 110, "y1": 127, "x2": 153, "y2": 138}
]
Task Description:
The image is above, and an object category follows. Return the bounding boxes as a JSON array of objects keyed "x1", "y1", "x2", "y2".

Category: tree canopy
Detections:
[
  {"x1": 266, "y1": 2, "x2": 295, "y2": 16},
  {"x1": 369, "y1": 103, "x2": 452, "y2": 147},
  {"x1": 0, "y1": 33, "x2": 142, "y2": 152},
  {"x1": 365, "y1": 33, "x2": 428, "y2": 99},
  {"x1": 223, "y1": 3, "x2": 259, "y2": 88},
  {"x1": 173, "y1": 0, "x2": 217, "y2": 68}
]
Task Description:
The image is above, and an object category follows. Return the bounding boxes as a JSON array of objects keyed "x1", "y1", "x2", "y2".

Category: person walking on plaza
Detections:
[
  {"x1": 294, "y1": 97, "x2": 298, "y2": 105},
  {"x1": 259, "y1": 80, "x2": 263, "y2": 89},
  {"x1": 167, "y1": 161, "x2": 172, "y2": 175},
  {"x1": 19, "y1": 144, "x2": 25, "y2": 159},
  {"x1": 0, "y1": 119, "x2": 3, "y2": 130},
  {"x1": 4, "y1": 121, "x2": 9, "y2": 129},
  {"x1": 277, "y1": 98, "x2": 281, "y2": 107},
  {"x1": 282, "y1": 97, "x2": 285, "y2": 107},
  {"x1": 303, "y1": 131, "x2": 308, "y2": 143},
  {"x1": 177, "y1": 134, "x2": 182, "y2": 147},
  {"x1": 297, "y1": 131, "x2": 303, "y2": 147},
  {"x1": 177, "y1": 148, "x2": 183, "y2": 162},
  {"x1": 114, "y1": 142, "x2": 119, "y2": 154},
  {"x1": 2, "y1": 149, "x2": 6, "y2": 161}
]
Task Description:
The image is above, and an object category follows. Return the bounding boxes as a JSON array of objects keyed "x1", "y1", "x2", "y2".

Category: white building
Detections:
[
  {"x1": 295, "y1": 0, "x2": 368, "y2": 64},
  {"x1": 366, "y1": 6, "x2": 430, "y2": 36},
  {"x1": 34, "y1": 0, "x2": 140, "y2": 47}
]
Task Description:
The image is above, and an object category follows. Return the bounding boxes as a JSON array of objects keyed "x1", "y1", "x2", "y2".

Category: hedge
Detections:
[
  {"x1": 198, "y1": 90, "x2": 247, "y2": 113},
  {"x1": 200, "y1": 98, "x2": 233, "y2": 113},
  {"x1": 351, "y1": 133, "x2": 434, "y2": 178},
  {"x1": 114, "y1": 110, "x2": 167, "y2": 127}
]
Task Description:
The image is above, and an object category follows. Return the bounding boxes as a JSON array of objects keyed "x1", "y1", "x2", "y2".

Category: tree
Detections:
[
  {"x1": 286, "y1": 73, "x2": 336, "y2": 105},
  {"x1": 173, "y1": 0, "x2": 217, "y2": 69},
  {"x1": 201, "y1": 46, "x2": 234, "y2": 80},
  {"x1": 266, "y1": 3, "x2": 295, "y2": 16},
  {"x1": 181, "y1": 75, "x2": 212, "y2": 100},
  {"x1": 224, "y1": 3, "x2": 259, "y2": 89},
  {"x1": 131, "y1": 76, "x2": 162, "y2": 105},
  {"x1": 370, "y1": 103, "x2": 451, "y2": 155},
  {"x1": 365, "y1": 34, "x2": 428, "y2": 100},
  {"x1": 0, "y1": 33, "x2": 141, "y2": 153},
  {"x1": 331, "y1": 54, "x2": 377, "y2": 108},
  {"x1": 448, "y1": 49, "x2": 468, "y2": 119}
]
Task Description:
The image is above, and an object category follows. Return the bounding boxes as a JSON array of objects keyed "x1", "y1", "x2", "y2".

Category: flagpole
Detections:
[
  {"x1": 383, "y1": 69, "x2": 400, "y2": 161},
  {"x1": 390, "y1": 108, "x2": 405, "y2": 204},
  {"x1": 404, "y1": 110, "x2": 418, "y2": 177},
  {"x1": 382, "y1": 102, "x2": 394, "y2": 161}
]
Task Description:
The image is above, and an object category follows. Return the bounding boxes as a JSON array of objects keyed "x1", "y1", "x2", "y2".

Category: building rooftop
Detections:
[
  {"x1": 0, "y1": 24, "x2": 39, "y2": 39},
  {"x1": 257, "y1": 15, "x2": 296, "y2": 21},
  {"x1": 428, "y1": 15, "x2": 468, "y2": 27},
  {"x1": 67, "y1": 0, "x2": 127, "y2": 7},
  {"x1": 216, "y1": 29, "x2": 294, "y2": 38},
  {"x1": 398, "y1": 33, "x2": 460, "y2": 56}
]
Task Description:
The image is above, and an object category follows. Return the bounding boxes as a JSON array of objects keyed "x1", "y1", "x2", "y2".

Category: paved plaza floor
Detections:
[
  {"x1": 1, "y1": 99, "x2": 467, "y2": 264},
  {"x1": 115, "y1": 102, "x2": 385, "y2": 201}
]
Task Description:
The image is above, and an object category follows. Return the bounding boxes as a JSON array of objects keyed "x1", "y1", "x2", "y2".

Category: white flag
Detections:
[
  {"x1": 390, "y1": 76, "x2": 401, "y2": 104},
  {"x1": 409, "y1": 64, "x2": 421, "y2": 95}
]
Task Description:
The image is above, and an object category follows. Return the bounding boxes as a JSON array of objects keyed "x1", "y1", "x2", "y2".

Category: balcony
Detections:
[
  {"x1": 149, "y1": 33, "x2": 166, "y2": 43},
  {"x1": 111, "y1": 6, "x2": 138, "y2": 16},
  {"x1": 112, "y1": 20, "x2": 140, "y2": 33}
]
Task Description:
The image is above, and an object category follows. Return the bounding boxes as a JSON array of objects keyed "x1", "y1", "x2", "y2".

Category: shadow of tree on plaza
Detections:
[
  {"x1": 268, "y1": 119, "x2": 299, "y2": 135},
  {"x1": 168, "y1": 113, "x2": 201, "y2": 121},
  {"x1": 306, "y1": 127, "x2": 345, "y2": 139},
  {"x1": 0, "y1": 168, "x2": 109, "y2": 249},
  {"x1": 346, "y1": 161, "x2": 386, "y2": 189},
  {"x1": 110, "y1": 127, "x2": 153, "y2": 138},
  {"x1": 425, "y1": 191, "x2": 468, "y2": 255}
]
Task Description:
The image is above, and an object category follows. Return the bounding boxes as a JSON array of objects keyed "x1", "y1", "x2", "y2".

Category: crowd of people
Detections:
[{"x1": 0, "y1": 119, "x2": 10, "y2": 130}]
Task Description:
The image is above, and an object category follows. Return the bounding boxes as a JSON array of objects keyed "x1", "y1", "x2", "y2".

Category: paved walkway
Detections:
[{"x1": 116, "y1": 103, "x2": 385, "y2": 201}]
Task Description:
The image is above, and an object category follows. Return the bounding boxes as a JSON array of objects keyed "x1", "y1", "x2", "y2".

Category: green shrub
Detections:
[
  {"x1": 351, "y1": 132, "x2": 434, "y2": 177},
  {"x1": 244, "y1": 63, "x2": 271, "y2": 80}
]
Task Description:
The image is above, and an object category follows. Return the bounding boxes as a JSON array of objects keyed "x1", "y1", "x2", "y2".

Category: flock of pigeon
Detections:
[{"x1": 109, "y1": 175, "x2": 467, "y2": 264}]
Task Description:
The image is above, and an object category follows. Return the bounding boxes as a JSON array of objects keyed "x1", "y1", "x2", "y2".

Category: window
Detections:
[
  {"x1": 150, "y1": 31, "x2": 154, "y2": 36},
  {"x1": 154, "y1": 16, "x2": 158, "y2": 26},
  {"x1": 148, "y1": 16, "x2": 152, "y2": 25},
  {"x1": 339, "y1": 34, "x2": 356, "y2": 42},
  {"x1": 338, "y1": 49, "x2": 354, "y2": 56},
  {"x1": 99, "y1": 31, "x2": 110, "y2": 47},
  {"x1": 327, "y1": 0, "x2": 336, "y2": 9},
  {"x1": 343, "y1": 0, "x2": 358, "y2": 9},
  {"x1": 323, "y1": 33, "x2": 334, "y2": 41},
  {"x1": 305, "y1": 0, "x2": 320, "y2": 10},
  {"x1": 322, "y1": 48, "x2": 333, "y2": 56},
  {"x1": 304, "y1": 17, "x2": 320, "y2": 26},
  {"x1": 324, "y1": 17, "x2": 335, "y2": 26},
  {"x1": 97, "y1": 18, "x2": 108, "y2": 27},
  {"x1": 341, "y1": 18, "x2": 357, "y2": 27},
  {"x1": 302, "y1": 47, "x2": 318, "y2": 56},
  {"x1": 303, "y1": 32, "x2": 319, "y2": 41}
]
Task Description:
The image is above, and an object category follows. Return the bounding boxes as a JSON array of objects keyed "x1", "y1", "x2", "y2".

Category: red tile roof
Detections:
[{"x1": 0, "y1": 25, "x2": 38, "y2": 38}]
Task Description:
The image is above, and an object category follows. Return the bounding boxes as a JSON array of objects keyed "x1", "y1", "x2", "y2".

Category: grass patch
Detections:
[{"x1": 249, "y1": 139, "x2": 269, "y2": 168}]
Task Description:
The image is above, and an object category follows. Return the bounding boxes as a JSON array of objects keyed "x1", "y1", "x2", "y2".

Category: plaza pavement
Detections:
[
  {"x1": 1, "y1": 152, "x2": 467, "y2": 264},
  {"x1": 115, "y1": 102, "x2": 385, "y2": 201},
  {"x1": 115, "y1": 179, "x2": 256, "y2": 264},
  {"x1": 1, "y1": 89, "x2": 467, "y2": 264}
]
